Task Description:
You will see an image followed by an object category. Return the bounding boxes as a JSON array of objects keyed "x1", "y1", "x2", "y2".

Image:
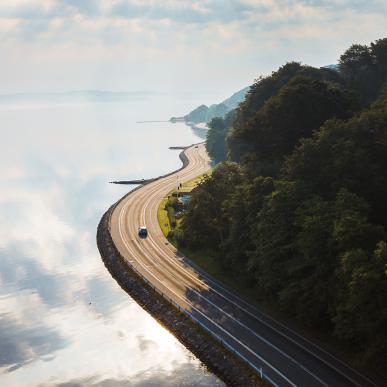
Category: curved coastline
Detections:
[{"x1": 96, "y1": 145, "x2": 264, "y2": 387}]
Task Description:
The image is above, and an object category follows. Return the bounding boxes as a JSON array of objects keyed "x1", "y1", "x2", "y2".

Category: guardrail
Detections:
[{"x1": 127, "y1": 259, "x2": 279, "y2": 387}]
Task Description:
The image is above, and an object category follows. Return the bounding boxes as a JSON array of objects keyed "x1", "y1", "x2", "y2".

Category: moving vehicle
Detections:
[{"x1": 138, "y1": 226, "x2": 148, "y2": 238}]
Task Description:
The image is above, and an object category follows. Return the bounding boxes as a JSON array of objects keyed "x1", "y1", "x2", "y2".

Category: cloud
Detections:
[
  {"x1": 0, "y1": 0, "x2": 384, "y2": 49},
  {"x1": 136, "y1": 335, "x2": 159, "y2": 353},
  {"x1": 0, "y1": 0, "x2": 386, "y2": 95},
  {"x1": 295, "y1": 0, "x2": 384, "y2": 12},
  {"x1": 0, "y1": 314, "x2": 67, "y2": 371},
  {"x1": 0, "y1": 246, "x2": 76, "y2": 308},
  {"x1": 54, "y1": 362, "x2": 224, "y2": 386},
  {"x1": 0, "y1": 0, "x2": 259, "y2": 23}
]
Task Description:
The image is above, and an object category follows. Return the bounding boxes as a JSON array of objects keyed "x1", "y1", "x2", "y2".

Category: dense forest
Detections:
[{"x1": 174, "y1": 38, "x2": 387, "y2": 368}]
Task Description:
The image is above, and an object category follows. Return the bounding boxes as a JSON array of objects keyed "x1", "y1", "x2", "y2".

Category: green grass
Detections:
[
  {"x1": 157, "y1": 171, "x2": 211, "y2": 237},
  {"x1": 158, "y1": 195, "x2": 171, "y2": 237},
  {"x1": 176, "y1": 170, "x2": 212, "y2": 193}
]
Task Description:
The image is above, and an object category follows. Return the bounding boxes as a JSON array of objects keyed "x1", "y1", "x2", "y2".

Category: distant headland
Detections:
[{"x1": 169, "y1": 86, "x2": 250, "y2": 129}]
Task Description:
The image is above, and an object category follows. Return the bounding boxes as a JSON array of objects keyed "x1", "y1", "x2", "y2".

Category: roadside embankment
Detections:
[
  {"x1": 158, "y1": 172, "x2": 210, "y2": 237},
  {"x1": 96, "y1": 146, "x2": 267, "y2": 387}
]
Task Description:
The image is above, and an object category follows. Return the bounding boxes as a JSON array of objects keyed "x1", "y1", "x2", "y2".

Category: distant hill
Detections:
[
  {"x1": 172, "y1": 68, "x2": 337, "y2": 125},
  {"x1": 221, "y1": 86, "x2": 250, "y2": 109},
  {"x1": 0, "y1": 90, "x2": 153, "y2": 103},
  {"x1": 322, "y1": 64, "x2": 339, "y2": 71},
  {"x1": 184, "y1": 102, "x2": 229, "y2": 124},
  {"x1": 172, "y1": 86, "x2": 250, "y2": 124}
]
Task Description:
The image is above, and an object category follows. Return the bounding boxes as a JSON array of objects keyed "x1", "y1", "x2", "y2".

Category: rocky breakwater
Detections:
[{"x1": 96, "y1": 146, "x2": 267, "y2": 387}]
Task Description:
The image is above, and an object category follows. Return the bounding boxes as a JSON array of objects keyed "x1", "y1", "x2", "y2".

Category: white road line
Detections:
[
  {"x1": 136, "y1": 144, "x2": 373, "y2": 387},
  {"x1": 139, "y1": 174, "x2": 328, "y2": 386},
  {"x1": 111, "y1": 144, "x2": 375, "y2": 387},
  {"x1": 125, "y1": 145, "x2": 324, "y2": 383},
  {"x1": 117, "y1": 203, "x2": 298, "y2": 387}
]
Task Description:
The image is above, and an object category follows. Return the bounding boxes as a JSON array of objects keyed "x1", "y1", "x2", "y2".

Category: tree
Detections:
[
  {"x1": 283, "y1": 94, "x2": 387, "y2": 226},
  {"x1": 206, "y1": 110, "x2": 236, "y2": 163},
  {"x1": 221, "y1": 176, "x2": 275, "y2": 277},
  {"x1": 228, "y1": 62, "x2": 345, "y2": 163},
  {"x1": 339, "y1": 40, "x2": 387, "y2": 105},
  {"x1": 278, "y1": 196, "x2": 337, "y2": 328},
  {"x1": 178, "y1": 162, "x2": 243, "y2": 250},
  {"x1": 233, "y1": 76, "x2": 355, "y2": 176},
  {"x1": 371, "y1": 38, "x2": 387, "y2": 85},
  {"x1": 178, "y1": 40, "x2": 387, "y2": 369},
  {"x1": 248, "y1": 180, "x2": 300, "y2": 297},
  {"x1": 334, "y1": 242, "x2": 387, "y2": 366}
]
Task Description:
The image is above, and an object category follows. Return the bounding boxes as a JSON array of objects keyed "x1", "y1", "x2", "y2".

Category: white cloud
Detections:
[{"x1": 0, "y1": 0, "x2": 386, "y2": 94}]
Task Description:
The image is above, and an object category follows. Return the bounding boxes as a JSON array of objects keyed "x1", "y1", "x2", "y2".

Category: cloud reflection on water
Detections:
[
  {"x1": 0, "y1": 100, "x2": 223, "y2": 386},
  {"x1": 56, "y1": 362, "x2": 225, "y2": 387}
]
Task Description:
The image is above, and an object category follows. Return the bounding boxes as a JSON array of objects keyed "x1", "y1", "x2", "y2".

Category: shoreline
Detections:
[{"x1": 96, "y1": 145, "x2": 265, "y2": 387}]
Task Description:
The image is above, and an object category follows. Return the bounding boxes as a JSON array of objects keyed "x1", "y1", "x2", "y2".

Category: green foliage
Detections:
[
  {"x1": 178, "y1": 37, "x2": 387, "y2": 369},
  {"x1": 339, "y1": 38, "x2": 387, "y2": 106},
  {"x1": 206, "y1": 110, "x2": 236, "y2": 163},
  {"x1": 282, "y1": 195, "x2": 337, "y2": 328},
  {"x1": 231, "y1": 76, "x2": 356, "y2": 176},
  {"x1": 228, "y1": 62, "x2": 346, "y2": 163},
  {"x1": 334, "y1": 242, "x2": 387, "y2": 366},
  {"x1": 166, "y1": 196, "x2": 181, "y2": 211},
  {"x1": 164, "y1": 196, "x2": 183, "y2": 230},
  {"x1": 167, "y1": 206, "x2": 176, "y2": 228},
  {"x1": 179, "y1": 162, "x2": 243, "y2": 250},
  {"x1": 283, "y1": 94, "x2": 387, "y2": 225},
  {"x1": 221, "y1": 176, "x2": 275, "y2": 277},
  {"x1": 206, "y1": 117, "x2": 228, "y2": 163}
]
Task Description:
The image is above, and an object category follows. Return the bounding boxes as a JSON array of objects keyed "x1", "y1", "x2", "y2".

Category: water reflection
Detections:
[
  {"x1": 58, "y1": 362, "x2": 223, "y2": 387},
  {"x1": 0, "y1": 313, "x2": 67, "y2": 372},
  {"x1": 0, "y1": 98, "x2": 223, "y2": 386}
]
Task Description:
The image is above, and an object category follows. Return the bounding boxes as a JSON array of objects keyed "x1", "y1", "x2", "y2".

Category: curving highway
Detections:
[{"x1": 109, "y1": 143, "x2": 378, "y2": 387}]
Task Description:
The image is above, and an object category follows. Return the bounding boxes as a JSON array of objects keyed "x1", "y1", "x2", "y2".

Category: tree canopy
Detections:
[{"x1": 177, "y1": 37, "x2": 387, "y2": 369}]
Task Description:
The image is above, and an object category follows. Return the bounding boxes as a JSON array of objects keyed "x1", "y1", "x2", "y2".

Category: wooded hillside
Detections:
[{"x1": 174, "y1": 38, "x2": 387, "y2": 370}]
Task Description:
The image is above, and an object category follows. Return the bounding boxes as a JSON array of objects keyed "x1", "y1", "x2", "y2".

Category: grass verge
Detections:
[{"x1": 157, "y1": 171, "x2": 211, "y2": 237}]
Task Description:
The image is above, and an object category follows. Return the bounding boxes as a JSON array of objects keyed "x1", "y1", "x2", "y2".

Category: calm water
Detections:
[{"x1": 0, "y1": 95, "x2": 223, "y2": 386}]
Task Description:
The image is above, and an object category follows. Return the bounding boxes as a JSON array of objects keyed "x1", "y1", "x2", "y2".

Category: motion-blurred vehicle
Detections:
[{"x1": 138, "y1": 226, "x2": 148, "y2": 238}]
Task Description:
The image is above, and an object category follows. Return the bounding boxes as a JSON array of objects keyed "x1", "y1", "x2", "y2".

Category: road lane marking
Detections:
[
  {"x1": 137, "y1": 147, "x2": 374, "y2": 387},
  {"x1": 112, "y1": 143, "x2": 374, "y2": 387},
  {"x1": 117, "y1": 203, "x2": 298, "y2": 387}
]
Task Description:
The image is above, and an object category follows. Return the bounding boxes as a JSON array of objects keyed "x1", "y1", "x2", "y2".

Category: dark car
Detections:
[{"x1": 138, "y1": 226, "x2": 148, "y2": 238}]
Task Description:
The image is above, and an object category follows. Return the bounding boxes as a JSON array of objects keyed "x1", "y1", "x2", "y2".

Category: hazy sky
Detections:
[{"x1": 1, "y1": 0, "x2": 386, "y2": 100}]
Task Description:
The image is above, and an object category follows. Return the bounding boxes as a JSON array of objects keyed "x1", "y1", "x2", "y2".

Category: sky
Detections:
[{"x1": 1, "y1": 0, "x2": 387, "y2": 101}]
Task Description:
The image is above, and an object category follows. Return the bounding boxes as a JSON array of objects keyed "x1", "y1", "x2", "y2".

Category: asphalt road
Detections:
[{"x1": 110, "y1": 143, "x2": 378, "y2": 387}]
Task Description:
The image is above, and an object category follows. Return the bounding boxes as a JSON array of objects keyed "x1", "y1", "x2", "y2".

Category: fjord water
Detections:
[{"x1": 0, "y1": 95, "x2": 223, "y2": 386}]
